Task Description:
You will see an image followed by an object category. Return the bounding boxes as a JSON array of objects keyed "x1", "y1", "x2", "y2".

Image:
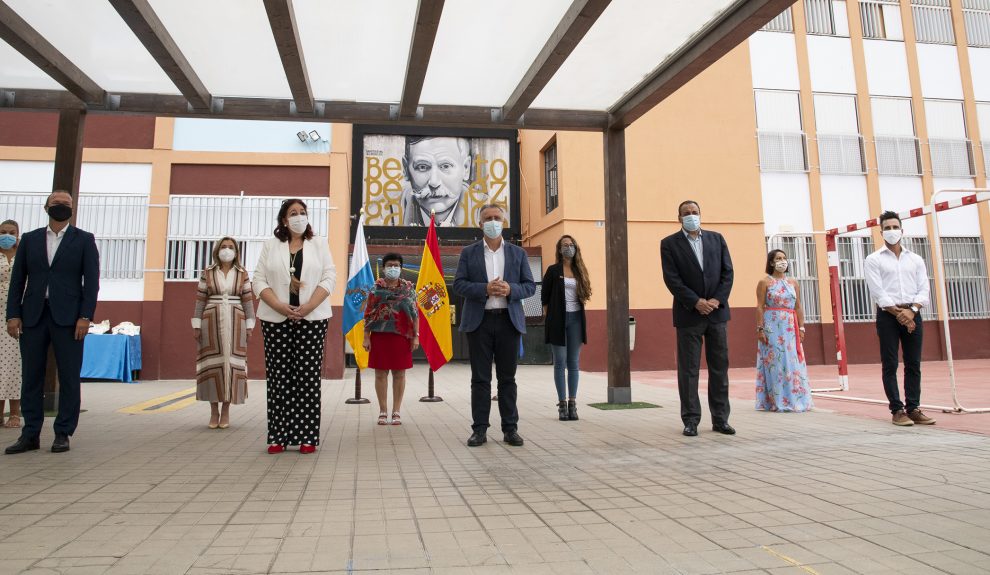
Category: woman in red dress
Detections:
[{"x1": 363, "y1": 253, "x2": 419, "y2": 425}]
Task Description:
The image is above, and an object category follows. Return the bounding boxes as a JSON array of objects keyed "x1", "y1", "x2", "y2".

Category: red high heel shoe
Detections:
[
  {"x1": 267, "y1": 444, "x2": 285, "y2": 454},
  {"x1": 299, "y1": 444, "x2": 316, "y2": 454}
]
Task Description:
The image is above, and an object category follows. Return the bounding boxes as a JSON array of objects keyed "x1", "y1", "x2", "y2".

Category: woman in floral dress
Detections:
[{"x1": 755, "y1": 249, "x2": 813, "y2": 412}]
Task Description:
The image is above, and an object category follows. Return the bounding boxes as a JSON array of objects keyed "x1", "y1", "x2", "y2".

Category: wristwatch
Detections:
[{"x1": 909, "y1": 305, "x2": 919, "y2": 314}]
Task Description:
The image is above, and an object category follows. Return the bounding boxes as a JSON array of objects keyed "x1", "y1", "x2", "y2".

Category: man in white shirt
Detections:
[{"x1": 864, "y1": 211, "x2": 935, "y2": 427}]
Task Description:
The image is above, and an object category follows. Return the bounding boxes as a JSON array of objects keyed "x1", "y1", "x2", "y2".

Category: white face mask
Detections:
[
  {"x1": 218, "y1": 248, "x2": 236, "y2": 263},
  {"x1": 384, "y1": 266, "x2": 401, "y2": 280},
  {"x1": 681, "y1": 214, "x2": 701, "y2": 232},
  {"x1": 288, "y1": 215, "x2": 308, "y2": 235},
  {"x1": 774, "y1": 260, "x2": 788, "y2": 273},
  {"x1": 482, "y1": 220, "x2": 503, "y2": 239},
  {"x1": 882, "y1": 229, "x2": 902, "y2": 246}
]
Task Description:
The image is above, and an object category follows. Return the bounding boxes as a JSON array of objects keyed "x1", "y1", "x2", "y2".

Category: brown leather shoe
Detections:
[
  {"x1": 907, "y1": 409, "x2": 936, "y2": 425},
  {"x1": 892, "y1": 410, "x2": 914, "y2": 426}
]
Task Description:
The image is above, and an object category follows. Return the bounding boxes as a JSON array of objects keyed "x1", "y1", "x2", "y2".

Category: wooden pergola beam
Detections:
[
  {"x1": 399, "y1": 0, "x2": 445, "y2": 119},
  {"x1": 263, "y1": 0, "x2": 314, "y2": 115},
  {"x1": 109, "y1": 0, "x2": 212, "y2": 111},
  {"x1": 0, "y1": 89, "x2": 610, "y2": 131},
  {"x1": 608, "y1": 0, "x2": 794, "y2": 129},
  {"x1": 0, "y1": 1, "x2": 105, "y2": 105},
  {"x1": 502, "y1": 0, "x2": 611, "y2": 123}
]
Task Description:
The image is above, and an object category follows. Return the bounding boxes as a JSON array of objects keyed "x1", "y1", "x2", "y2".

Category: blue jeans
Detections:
[{"x1": 551, "y1": 311, "x2": 583, "y2": 401}]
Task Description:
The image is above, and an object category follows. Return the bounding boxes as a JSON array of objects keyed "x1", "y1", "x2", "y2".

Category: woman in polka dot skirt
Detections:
[{"x1": 253, "y1": 199, "x2": 336, "y2": 454}]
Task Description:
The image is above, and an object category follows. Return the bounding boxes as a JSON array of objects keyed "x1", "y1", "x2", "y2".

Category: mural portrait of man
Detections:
[{"x1": 400, "y1": 136, "x2": 473, "y2": 227}]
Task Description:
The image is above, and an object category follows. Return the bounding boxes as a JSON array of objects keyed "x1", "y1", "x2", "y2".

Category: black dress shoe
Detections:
[
  {"x1": 503, "y1": 431, "x2": 524, "y2": 446},
  {"x1": 682, "y1": 424, "x2": 698, "y2": 437},
  {"x1": 467, "y1": 431, "x2": 487, "y2": 447},
  {"x1": 712, "y1": 423, "x2": 736, "y2": 435},
  {"x1": 51, "y1": 434, "x2": 71, "y2": 453},
  {"x1": 5, "y1": 436, "x2": 40, "y2": 454}
]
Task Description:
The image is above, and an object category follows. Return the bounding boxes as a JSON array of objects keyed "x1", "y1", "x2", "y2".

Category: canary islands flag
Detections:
[
  {"x1": 342, "y1": 215, "x2": 374, "y2": 369},
  {"x1": 416, "y1": 215, "x2": 453, "y2": 371}
]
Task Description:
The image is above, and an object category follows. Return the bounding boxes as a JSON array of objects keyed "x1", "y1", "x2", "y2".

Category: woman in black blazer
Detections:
[{"x1": 541, "y1": 235, "x2": 591, "y2": 421}]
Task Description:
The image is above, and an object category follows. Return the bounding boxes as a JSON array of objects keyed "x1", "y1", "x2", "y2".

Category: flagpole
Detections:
[
  {"x1": 420, "y1": 369, "x2": 443, "y2": 402},
  {"x1": 345, "y1": 362, "x2": 370, "y2": 404}
]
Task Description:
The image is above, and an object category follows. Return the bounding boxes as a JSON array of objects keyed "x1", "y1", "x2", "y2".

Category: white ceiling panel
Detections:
[
  {"x1": 0, "y1": 41, "x2": 63, "y2": 90},
  {"x1": 6, "y1": 0, "x2": 179, "y2": 94}
]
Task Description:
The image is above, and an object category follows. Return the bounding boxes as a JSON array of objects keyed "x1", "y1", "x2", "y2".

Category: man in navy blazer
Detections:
[
  {"x1": 5, "y1": 190, "x2": 100, "y2": 454},
  {"x1": 453, "y1": 204, "x2": 535, "y2": 448},
  {"x1": 660, "y1": 200, "x2": 735, "y2": 437}
]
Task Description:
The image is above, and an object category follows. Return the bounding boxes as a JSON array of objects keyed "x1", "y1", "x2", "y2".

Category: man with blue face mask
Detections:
[
  {"x1": 661, "y1": 200, "x2": 735, "y2": 437},
  {"x1": 453, "y1": 204, "x2": 536, "y2": 448}
]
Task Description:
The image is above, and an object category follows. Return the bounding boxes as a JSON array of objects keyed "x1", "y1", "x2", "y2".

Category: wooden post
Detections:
[
  {"x1": 604, "y1": 127, "x2": 631, "y2": 403},
  {"x1": 420, "y1": 370, "x2": 443, "y2": 402},
  {"x1": 43, "y1": 108, "x2": 86, "y2": 413},
  {"x1": 345, "y1": 365, "x2": 370, "y2": 404}
]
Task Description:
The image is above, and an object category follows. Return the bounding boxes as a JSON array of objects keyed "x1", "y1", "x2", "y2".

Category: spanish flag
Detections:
[{"x1": 416, "y1": 214, "x2": 453, "y2": 371}]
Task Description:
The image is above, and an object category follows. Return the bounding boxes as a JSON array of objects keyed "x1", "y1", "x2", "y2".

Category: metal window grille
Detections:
[
  {"x1": 963, "y1": 0, "x2": 990, "y2": 47},
  {"x1": 875, "y1": 136, "x2": 923, "y2": 175},
  {"x1": 940, "y1": 237, "x2": 990, "y2": 319},
  {"x1": 805, "y1": 0, "x2": 837, "y2": 34},
  {"x1": 0, "y1": 191, "x2": 147, "y2": 279},
  {"x1": 983, "y1": 140, "x2": 990, "y2": 175},
  {"x1": 544, "y1": 143, "x2": 558, "y2": 214},
  {"x1": 762, "y1": 8, "x2": 794, "y2": 32},
  {"x1": 758, "y1": 131, "x2": 809, "y2": 172},
  {"x1": 837, "y1": 236, "x2": 876, "y2": 322},
  {"x1": 928, "y1": 138, "x2": 976, "y2": 177},
  {"x1": 860, "y1": 0, "x2": 901, "y2": 38},
  {"x1": 912, "y1": 0, "x2": 956, "y2": 44},
  {"x1": 818, "y1": 134, "x2": 867, "y2": 174},
  {"x1": 766, "y1": 235, "x2": 822, "y2": 323},
  {"x1": 165, "y1": 195, "x2": 329, "y2": 280},
  {"x1": 900, "y1": 237, "x2": 938, "y2": 320}
]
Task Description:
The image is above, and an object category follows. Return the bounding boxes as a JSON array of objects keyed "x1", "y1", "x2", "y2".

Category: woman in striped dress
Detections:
[{"x1": 192, "y1": 237, "x2": 256, "y2": 429}]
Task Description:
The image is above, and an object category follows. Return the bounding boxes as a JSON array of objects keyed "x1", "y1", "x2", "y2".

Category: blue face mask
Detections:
[
  {"x1": 681, "y1": 214, "x2": 701, "y2": 232},
  {"x1": 0, "y1": 234, "x2": 15, "y2": 250},
  {"x1": 384, "y1": 266, "x2": 401, "y2": 280},
  {"x1": 483, "y1": 220, "x2": 503, "y2": 239}
]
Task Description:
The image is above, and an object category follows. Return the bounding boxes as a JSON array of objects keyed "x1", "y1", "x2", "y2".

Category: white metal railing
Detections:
[
  {"x1": 762, "y1": 7, "x2": 794, "y2": 32},
  {"x1": 805, "y1": 0, "x2": 836, "y2": 35},
  {"x1": 757, "y1": 131, "x2": 809, "y2": 172},
  {"x1": 817, "y1": 134, "x2": 867, "y2": 174},
  {"x1": 912, "y1": 0, "x2": 956, "y2": 44},
  {"x1": 929, "y1": 138, "x2": 976, "y2": 177},
  {"x1": 963, "y1": 0, "x2": 990, "y2": 47},
  {"x1": 940, "y1": 237, "x2": 990, "y2": 318},
  {"x1": 165, "y1": 195, "x2": 330, "y2": 281},
  {"x1": 837, "y1": 236, "x2": 875, "y2": 322},
  {"x1": 875, "y1": 135, "x2": 923, "y2": 176},
  {"x1": 0, "y1": 191, "x2": 148, "y2": 279},
  {"x1": 766, "y1": 235, "x2": 822, "y2": 323}
]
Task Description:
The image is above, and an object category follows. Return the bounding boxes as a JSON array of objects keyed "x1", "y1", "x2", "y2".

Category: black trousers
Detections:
[
  {"x1": 261, "y1": 319, "x2": 328, "y2": 446},
  {"x1": 876, "y1": 310, "x2": 923, "y2": 413},
  {"x1": 19, "y1": 302, "x2": 84, "y2": 440},
  {"x1": 676, "y1": 319, "x2": 731, "y2": 426},
  {"x1": 467, "y1": 310, "x2": 520, "y2": 434}
]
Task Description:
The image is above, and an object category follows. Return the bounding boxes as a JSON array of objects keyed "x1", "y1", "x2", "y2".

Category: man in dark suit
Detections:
[
  {"x1": 660, "y1": 200, "x2": 735, "y2": 437},
  {"x1": 453, "y1": 204, "x2": 536, "y2": 448},
  {"x1": 5, "y1": 190, "x2": 100, "y2": 454}
]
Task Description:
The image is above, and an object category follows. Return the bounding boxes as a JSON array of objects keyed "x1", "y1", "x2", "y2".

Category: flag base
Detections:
[
  {"x1": 345, "y1": 398, "x2": 371, "y2": 404},
  {"x1": 419, "y1": 395, "x2": 443, "y2": 402}
]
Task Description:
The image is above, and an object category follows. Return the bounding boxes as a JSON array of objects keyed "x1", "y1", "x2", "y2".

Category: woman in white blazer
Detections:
[{"x1": 253, "y1": 199, "x2": 336, "y2": 454}]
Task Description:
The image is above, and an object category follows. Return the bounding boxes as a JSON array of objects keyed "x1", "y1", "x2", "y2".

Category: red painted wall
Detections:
[
  {"x1": 170, "y1": 164, "x2": 330, "y2": 196},
  {"x1": 0, "y1": 110, "x2": 155, "y2": 149}
]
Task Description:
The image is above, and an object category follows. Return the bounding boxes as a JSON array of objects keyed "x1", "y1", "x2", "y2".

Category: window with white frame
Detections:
[
  {"x1": 963, "y1": 0, "x2": 990, "y2": 47},
  {"x1": 165, "y1": 195, "x2": 329, "y2": 280},
  {"x1": 762, "y1": 7, "x2": 794, "y2": 32},
  {"x1": 544, "y1": 142, "x2": 558, "y2": 214},
  {"x1": 837, "y1": 236, "x2": 876, "y2": 321},
  {"x1": 925, "y1": 100, "x2": 976, "y2": 177},
  {"x1": 755, "y1": 90, "x2": 809, "y2": 172},
  {"x1": 940, "y1": 237, "x2": 990, "y2": 319},
  {"x1": 976, "y1": 102, "x2": 990, "y2": 174},
  {"x1": 766, "y1": 235, "x2": 822, "y2": 323},
  {"x1": 872, "y1": 97, "x2": 923, "y2": 176},
  {"x1": 0, "y1": 191, "x2": 148, "y2": 280},
  {"x1": 805, "y1": 0, "x2": 850, "y2": 36},
  {"x1": 912, "y1": 0, "x2": 956, "y2": 44},
  {"x1": 860, "y1": 0, "x2": 904, "y2": 40},
  {"x1": 814, "y1": 94, "x2": 866, "y2": 174}
]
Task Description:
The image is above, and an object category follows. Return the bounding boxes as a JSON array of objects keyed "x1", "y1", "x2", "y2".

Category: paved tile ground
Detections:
[{"x1": 2, "y1": 363, "x2": 990, "y2": 574}]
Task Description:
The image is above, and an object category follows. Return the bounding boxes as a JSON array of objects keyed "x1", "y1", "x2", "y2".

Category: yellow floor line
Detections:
[
  {"x1": 761, "y1": 546, "x2": 822, "y2": 575},
  {"x1": 118, "y1": 387, "x2": 197, "y2": 414}
]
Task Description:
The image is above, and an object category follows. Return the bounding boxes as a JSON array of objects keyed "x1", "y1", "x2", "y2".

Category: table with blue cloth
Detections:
[{"x1": 81, "y1": 334, "x2": 142, "y2": 383}]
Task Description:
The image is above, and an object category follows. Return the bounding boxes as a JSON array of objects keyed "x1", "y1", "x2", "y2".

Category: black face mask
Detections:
[{"x1": 47, "y1": 203, "x2": 72, "y2": 222}]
